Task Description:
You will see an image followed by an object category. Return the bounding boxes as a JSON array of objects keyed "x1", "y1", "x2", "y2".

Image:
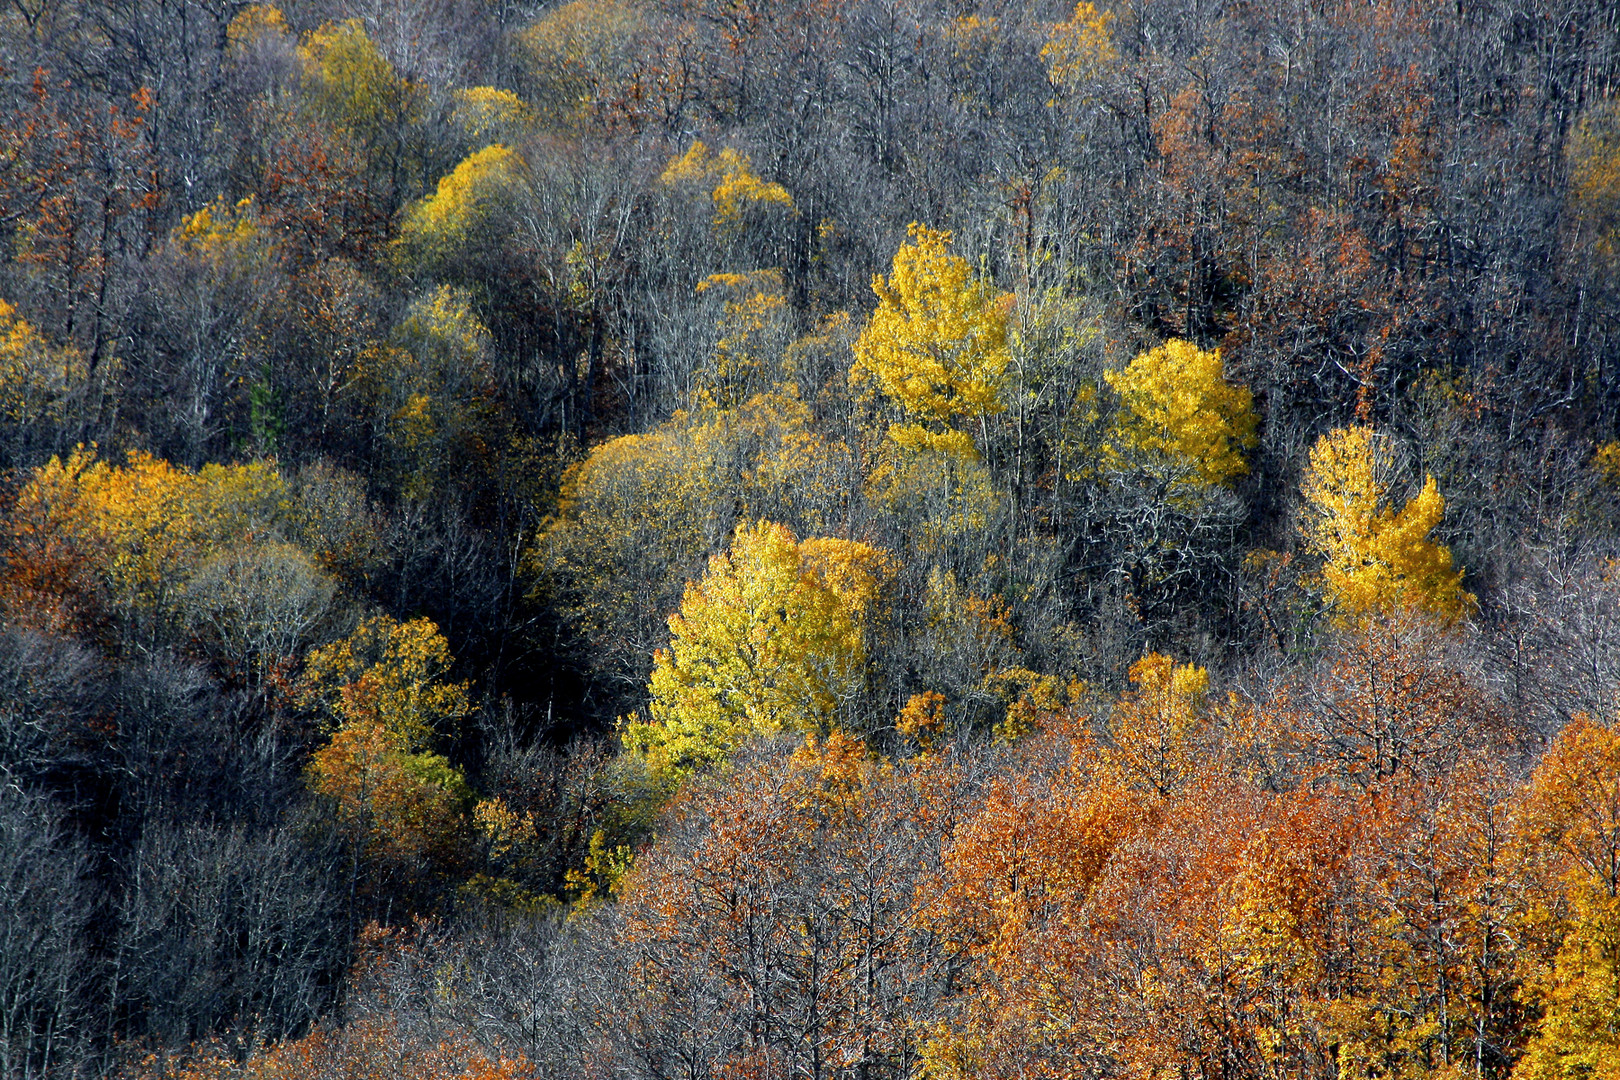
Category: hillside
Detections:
[{"x1": 2, "y1": 0, "x2": 1620, "y2": 1077}]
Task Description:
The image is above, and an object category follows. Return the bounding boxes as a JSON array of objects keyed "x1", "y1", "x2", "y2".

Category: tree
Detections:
[
  {"x1": 851, "y1": 224, "x2": 1013, "y2": 446},
  {"x1": 532, "y1": 389, "x2": 858, "y2": 721},
  {"x1": 300, "y1": 615, "x2": 474, "y2": 910},
  {"x1": 1514, "y1": 713, "x2": 1620, "y2": 1080},
  {"x1": 1102, "y1": 339, "x2": 1256, "y2": 491},
  {"x1": 1103, "y1": 652, "x2": 1209, "y2": 797},
  {"x1": 395, "y1": 145, "x2": 528, "y2": 282},
  {"x1": 297, "y1": 19, "x2": 423, "y2": 208},
  {"x1": 0, "y1": 298, "x2": 85, "y2": 470},
  {"x1": 5, "y1": 448, "x2": 293, "y2": 639},
  {"x1": 1299, "y1": 426, "x2": 1474, "y2": 622},
  {"x1": 659, "y1": 141, "x2": 794, "y2": 233},
  {"x1": 626, "y1": 521, "x2": 890, "y2": 783},
  {"x1": 0, "y1": 785, "x2": 89, "y2": 1079},
  {"x1": 616, "y1": 733, "x2": 957, "y2": 1080}
]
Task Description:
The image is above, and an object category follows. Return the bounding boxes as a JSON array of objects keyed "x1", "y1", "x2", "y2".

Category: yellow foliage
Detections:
[
  {"x1": 517, "y1": 0, "x2": 643, "y2": 127},
  {"x1": 563, "y1": 828, "x2": 634, "y2": 907},
  {"x1": 362, "y1": 286, "x2": 500, "y2": 499},
  {"x1": 0, "y1": 299, "x2": 85, "y2": 427},
  {"x1": 473, "y1": 796, "x2": 538, "y2": 863},
  {"x1": 298, "y1": 614, "x2": 470, "y2": 751},
  {"x1": 306, "y1": 718, "x2": 471, "y2": 869},
  {"x1": 176, "y1": 196, "x2": 268, "y2": 268},
  {"x1": 1594, "y1": 440, "x2": 1620, "y2": 484},
  {"x1": 897, "y1": 690, "x2": 948, "y2": 750},
  {"x1": 867, "y1": 431, "x2": 1001, "y2": 550},
  {"x1": 301, "y1": 613, "x2": 472, "y2": 894},
  {"x1": 13, "y1": 448, "x2": 288, "y2": 619},
  {"x1": 1042, "y1": 1, "x2": 1119, "y2": 91},
  {"x1": 1512, "y1": 714, "x2": 1620, "y2": 1080},
  {"x1": 695, "y1": 269, "x2": 790, "y2": 407},
  {"x1": 450, "y1": 87, "x2": 534, "y2": 143},
  {"x1": 226, "y1": 3, "x2": 290, "y2": 51},
  {"x1": 1103, "y1": 338, "x2": 1257, "y2": 489},
  {"x1": 851, "y1": 223, "x2": 1012, "y2": 431},
  {"x1": 1567, "y1": 97, "x2": 1620, "y2": 269},
  {"x1": 627, "y1": 520, "x2": 891, "y2": 782},
  {"x1": 539, "y1": 386, "x2": 854, "y2": 609},
  {"x1": 299, "y1": 20, "x2": 419, "y2": 146},
  {"x1": 1299, "y1": 426, "x2": 1474, "y2": 622},
  {"x1": 397, "y1": 145, "x2": 525, "y2": 271},
  {"x1": 1104, "y1": 653, "x2": 1209, "y2": 796},
  {"x1": 660, "y1": 141, "x2": 794, "y2": 230}
]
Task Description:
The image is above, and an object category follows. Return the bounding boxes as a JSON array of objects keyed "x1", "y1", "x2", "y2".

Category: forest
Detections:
[{"x1": 2, "y1": 0, "x2": 1620, "y2": 1076}]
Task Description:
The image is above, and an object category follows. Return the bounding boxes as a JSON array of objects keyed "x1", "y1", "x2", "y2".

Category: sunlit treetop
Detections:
[
  {"x1": 1567, "y1": 97, "x2": 1620, "y2": 265},
  {"x1": 1104, "y1": 652, "x2": 1210, "y2": 797},
  {"x1": 851, "y1": 223, "x2": 1013, "y2": 428},
  {"x1": 1042, "y1": 1, "x2": 1119, "y2": 91},
  {"x1": 627, "y1": 520, "x2": 892, "y2": 784},
  {"x1": 1299, "y1": 426, "x2": 1475, "y2": 623},
  {"x1": 396, "y1": 144, "x2": 526, "y2": 271},
  {"x1": 1511, "y1": 712, "x2": 1620, "y2": 1080},
  {"x1": 298, "y1": 613, "x2": 471, "y2": 752},
  {"x1": 175, "y1": 196, "x2": 271, "y2": 271},
  {"x1": 11, "y1": 448, "x2": 288, "y2": 617},
  {"x1": 451, "y1": 87, "x2": 535, "y2": 143},
  {"x1": 298, "y1": 19, "x2": 420, "y2": 146},
  {"x1": 693, "y1": 269, "x2": 790, "y2": 407},
  {"x1": 1103, "y1": 338, "x2": 1257, "y2": 489},
  {"x1": 660, "y1": 141, "x2": 795, "y2": 230},
  {"x1": 226, "y1": 3, "x2": 290, "y2": 51}
]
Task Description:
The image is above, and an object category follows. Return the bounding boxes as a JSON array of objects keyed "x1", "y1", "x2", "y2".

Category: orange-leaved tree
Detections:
[{"x1": 1513, "y1": 713, "x2": 1620, "y2": 1080}]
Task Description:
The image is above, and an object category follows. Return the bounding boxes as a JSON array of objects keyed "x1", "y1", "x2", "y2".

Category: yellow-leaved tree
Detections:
[
  {"x1": 395, "y1": 144, "x2": 527, "y2": 278},
  {"x1": 1042, "y1": 1, "x2": 1119, "y2": 94},
  {"x1": 625, "y1": 521, "x2": 891, "y2": 783},
  {"x1": 1104, "y1": 652, "x2": 1210, "y2": 797},
  {"x1": 300, "y1": 614, "x2": 473, "y2": 906},
  {"x1": 1513, "y1": 713, "x2": 1620, "y2": 1080},
  {"x1": 0, "y1": 298, "x2": 86, "y2": 466},
  {"x1": 299, "y1": 19, "x2": 420, "y2": 157},
  {"x1": 851, "y1": 223, "x2": 1012, "y2": 455},
  {"x1": 10, "y1": 448, "x2": 289, "y2": 625},
  {"x1": 659, "y1": 141, "x2": 794, "y2": 232},
  {"x1": 1103, "y1": 339, "x2": 1257, "y2": 491},
  {"x1": 1567, "y1": 97, "x2": 1620, "y2": 272},
  {"x1": 1298, "y1": 426, "x2": 1474, "y2": 622}
]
